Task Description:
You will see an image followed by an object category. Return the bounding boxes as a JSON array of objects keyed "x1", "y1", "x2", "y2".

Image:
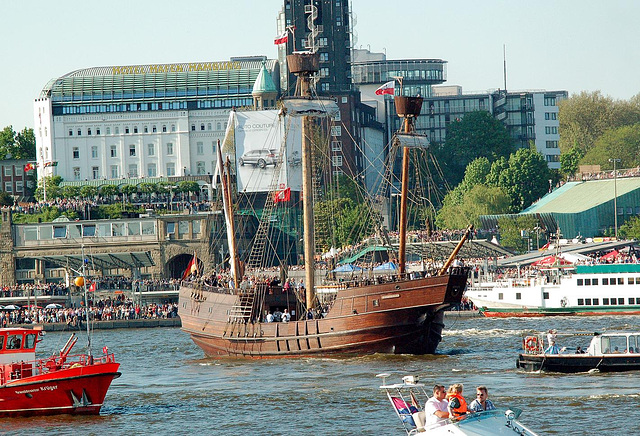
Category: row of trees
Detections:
[
  {"x1": 559, "y1": 91, "x2": 640, "y2": 175},
  {"x1": 35, "y1": 176, "x2": 203, "y2": 202}
]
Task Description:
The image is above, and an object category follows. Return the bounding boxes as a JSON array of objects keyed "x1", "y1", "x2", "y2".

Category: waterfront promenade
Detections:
[{"x1": 14, "y1": 317, "x2": 182, "y2": 332}]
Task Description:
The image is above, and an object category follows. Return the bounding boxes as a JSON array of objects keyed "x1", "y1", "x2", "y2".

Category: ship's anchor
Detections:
[{"x1": 70, "y1": 389, "x2": 92, "y2": 408}]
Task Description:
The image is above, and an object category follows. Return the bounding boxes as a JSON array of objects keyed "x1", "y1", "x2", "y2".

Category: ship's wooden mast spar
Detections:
[{"x1": 287, "y1": 52, "x2": 320, "y2": 311}]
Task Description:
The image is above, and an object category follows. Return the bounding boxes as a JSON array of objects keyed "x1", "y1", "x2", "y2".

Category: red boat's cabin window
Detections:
[{"x1": 1, "y1": 332, "x2": 37, "y2": 351}]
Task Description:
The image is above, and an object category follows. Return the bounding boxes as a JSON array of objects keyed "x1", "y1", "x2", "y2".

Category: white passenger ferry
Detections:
[{"x1": 466, "y1": 263, "x2": 640, "y2": 317}]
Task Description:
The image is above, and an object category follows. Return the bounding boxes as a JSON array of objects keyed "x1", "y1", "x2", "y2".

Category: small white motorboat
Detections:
[{"x1": 378, "y1": 374, "x2": 540, "y2": 435}]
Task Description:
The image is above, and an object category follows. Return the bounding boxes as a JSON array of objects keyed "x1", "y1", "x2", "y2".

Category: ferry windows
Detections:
[
  {"x1": 83, "y1": 225, "x2": 96, "y2": 237},
  {"x1": 141, "y1": 221, "x2": 156, "y2": 235},
  {"x1": 578, "y1": 298, "x2": 584, "y2": 306},
  {"x1": 593, "y1": 298, "x2": 599, "y2": 305},
  {"x1": 610, "y1": 298, "x2": 617, "y2": 305},
  {"x1": 515, "y1": 293, "x2": 521, "y2": 300},
  {"x1": 603, "y1": 298, "x2": 610, "y2": 305},
  {"x1": 629, "y1": 278, "x2": 635, "y2": 285},
  {"x1": 112, "y1": 223, "x2": 124, "y2": 237},
  {"x1": 603, "y1": 278, "x2": 609, "y2": 285},
  {"x1": 618, "y1": 278, "x2": 624, "y2": 285},
  {"x1": 24, "y1": 333, "x2": 36, "y2": 349},
  {"x1": 629, "y1": 298, "x2": 636, "y2": 304},
  {"x1": 609, "y1": 278, "x2": 616, "y2": 285},
  {"x1": 6, "y1": 335, "x2": 21, "y2": 350},
  {"x1": 543, "y1": 292, "x2": 549, "y2": 300},
  {"x1": 618, "y1": 298, "x2": 624, "y2": 304},
  {"x1": 585, "y1": 279, "x2": 591, "y2": 286},
  {"x1": 498, "y1": 293, "x2": 503, "y2": 300},
  {"x1": 0, "y1": 335, "x2": 3, "y2": 350},
  {"x1": 585, "y1": 298, "x2": 592, "y2": 305},
  {"x1": 592, "y1": 278, "x2": 598, "y2": 285},
  {"x1": 577, "y1": 279, "x2": 583, "y2": 286}
]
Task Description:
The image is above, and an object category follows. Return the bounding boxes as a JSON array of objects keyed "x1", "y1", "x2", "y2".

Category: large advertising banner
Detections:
[{"x1": 233, "y1": 110, "x2": 302, "y2": 193}]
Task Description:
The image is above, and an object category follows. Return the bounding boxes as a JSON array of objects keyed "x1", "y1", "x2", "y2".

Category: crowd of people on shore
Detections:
[
  {"x1": 9, "y1": 198, "x2": 214, "y2": 220},
  {"x1": 0, "y1": 296, "x2": 178, "y2": 327}
]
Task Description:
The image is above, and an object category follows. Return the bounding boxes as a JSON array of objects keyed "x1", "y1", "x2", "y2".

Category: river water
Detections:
[{"x1": 2, "y1": 315, "x2": 639, "y2": 435}]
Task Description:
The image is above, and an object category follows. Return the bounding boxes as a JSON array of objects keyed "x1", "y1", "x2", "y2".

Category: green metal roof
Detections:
[{"x1": 523, "y1": 178, "x2": 640, "y2": 214}]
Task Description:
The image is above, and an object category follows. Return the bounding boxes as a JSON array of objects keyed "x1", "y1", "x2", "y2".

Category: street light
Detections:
[{"x1": 609, "y1": 158, "x2": 621, "y2": 239}]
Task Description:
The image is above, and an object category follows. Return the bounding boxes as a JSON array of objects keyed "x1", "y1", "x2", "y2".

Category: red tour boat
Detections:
[{"x1": 0, "y1": 327, "x2": 120, "y2": 417}]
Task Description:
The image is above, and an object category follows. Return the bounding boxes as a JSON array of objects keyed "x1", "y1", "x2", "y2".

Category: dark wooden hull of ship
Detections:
[{"x1": 178, "y1": 267, "x2": 468, "y2": 358}]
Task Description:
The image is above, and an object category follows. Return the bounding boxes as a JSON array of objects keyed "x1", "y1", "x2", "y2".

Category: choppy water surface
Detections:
[{"x1": 2, "y1": 316, "x2": 640, "y2": 435}]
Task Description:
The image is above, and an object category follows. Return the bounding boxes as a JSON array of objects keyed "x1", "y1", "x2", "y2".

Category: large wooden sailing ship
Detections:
[{"x1": 178, "y1": 51, "x2": 470, "y2": 358}]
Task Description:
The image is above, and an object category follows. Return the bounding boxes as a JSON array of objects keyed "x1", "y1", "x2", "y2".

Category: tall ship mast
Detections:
[{"x1": 177, "y1": 47, "x2": 472, "y2": 357}]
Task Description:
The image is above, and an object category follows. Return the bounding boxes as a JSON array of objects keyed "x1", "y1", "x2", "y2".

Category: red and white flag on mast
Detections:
[
  {"x1": 274, "y1": 30, "x2": 289, "y2": 45},
  {"x1": 274, "y1": 187, "x2": 291, "y2": 203},
  {"x1": 375, "y1": 80, "x2": 395, "y2": 96}
]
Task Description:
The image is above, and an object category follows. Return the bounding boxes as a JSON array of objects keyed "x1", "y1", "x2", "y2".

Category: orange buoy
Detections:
[{"x1": 74, "y1": 277, "x2": 85, "y2": 287}]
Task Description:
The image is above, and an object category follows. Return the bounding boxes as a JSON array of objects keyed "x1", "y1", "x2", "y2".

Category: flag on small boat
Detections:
[
  {"x1": 274, "y1": 31, "x2": 288, "y2": 45},
  {"x1": 375, "y1": 80, "x2": 395, "y2": 96},
  {"x1": 181, "y1": 252, "x2": 199, "y2": 280}
]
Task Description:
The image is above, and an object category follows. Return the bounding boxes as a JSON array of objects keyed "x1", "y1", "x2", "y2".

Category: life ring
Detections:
[
  {"x1": 524, "y1": 336, "x2": 539, "y2": 352},
  {"x1": 560, "y1": 297, "x2": 568, "y2": 308}
]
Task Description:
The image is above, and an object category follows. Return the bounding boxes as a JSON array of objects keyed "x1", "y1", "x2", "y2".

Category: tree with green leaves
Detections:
[
  {"x1": 497, "y1": 215, "x2": 538, "y2": 254},
  {"x1": 580, "y1": 123, "x2": 640, "y2": 170},
  {"x1": 177, "y1": 181, "x2": 200, "y2": 196},
  {"x1": 61, "y1": 185, "x2": 81, "y2": 199},
  {"x1": 560, "y1": 146, "x2": 584, "y2": 179},
  {"x1": 488, "y1": 148, "x2": 551, "y2": 209},
  {"x1": 80, "y1": 185, "x2": 98, "y2": 199},
  {"x1": 436, "y1": 184, "x2": 512, "y2": 229},
  {"x1": 558, "y1": 91, "x2": 640, "y2": 155},
  {"x1": 619, "y1": 216, "x2": 640, "y2": 240},
  {"x1": 437, "y1": 110, "x2": 514, "y2": 187},
  {"x1": 35, "y1": 176, "x2": 63, "y2": 200},
  {"x1": 121, "y1": 184, "x2": 138, "y2": 202},
  {"x1": 0, "y1": 190, "x2": 13, "y2": 206},
  {"x1": 0, "y1": 126, "x2": 36, "y2": 159},
  {"x1": 100, "y1": 184, "x2": 119, "y2": 198}
]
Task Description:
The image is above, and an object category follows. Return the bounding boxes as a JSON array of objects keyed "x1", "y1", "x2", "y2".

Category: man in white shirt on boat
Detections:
[{"x1": 424, "y1": 384, "x2": 449, "y2": 426}]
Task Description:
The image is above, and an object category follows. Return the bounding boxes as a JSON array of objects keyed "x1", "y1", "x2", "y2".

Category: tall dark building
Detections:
[{"x1": 278, "y1": 0, "x2": 353, "y2": 94}]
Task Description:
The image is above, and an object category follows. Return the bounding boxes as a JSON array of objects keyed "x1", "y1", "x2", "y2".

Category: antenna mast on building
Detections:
[{"x1": 503, "y1": 44, "x2": 507, "y2": 94}]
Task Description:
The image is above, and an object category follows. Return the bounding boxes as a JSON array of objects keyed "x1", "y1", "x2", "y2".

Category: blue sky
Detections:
[{"x1": 1, "y1": 0, "x2": 638, "y2": 130}]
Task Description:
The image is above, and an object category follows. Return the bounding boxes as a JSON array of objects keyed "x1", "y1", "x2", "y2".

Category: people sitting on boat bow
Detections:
[
  {"x1": 468, "y1": 386, "x2": 496, "y2": 412},
  {"x1": 424, "y1": 384, "x2": 449, "y2": 426},
  {"x1": 447, "y1": 383, "x2": 468, "y2": 417}
]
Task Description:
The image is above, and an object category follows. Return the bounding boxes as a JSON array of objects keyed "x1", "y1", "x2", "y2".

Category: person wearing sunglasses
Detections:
[{"x1": 468, "y1": 386, "x2": 496, "y2": 413}]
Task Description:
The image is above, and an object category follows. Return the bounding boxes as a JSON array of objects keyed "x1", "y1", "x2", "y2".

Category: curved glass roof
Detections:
[{"x1": 39, "y1": 59, "x2": 279, "y2": 103}]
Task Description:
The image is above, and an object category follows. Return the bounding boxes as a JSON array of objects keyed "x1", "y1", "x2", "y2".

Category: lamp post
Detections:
[{"x1": 609, "y1": 158, "x2": 621, "y2": 239}]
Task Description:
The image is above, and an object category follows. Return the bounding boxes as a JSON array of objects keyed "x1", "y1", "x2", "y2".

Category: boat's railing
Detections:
[{"x1": 0, "y1": 351, "x2": 117, "y2": 384}]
